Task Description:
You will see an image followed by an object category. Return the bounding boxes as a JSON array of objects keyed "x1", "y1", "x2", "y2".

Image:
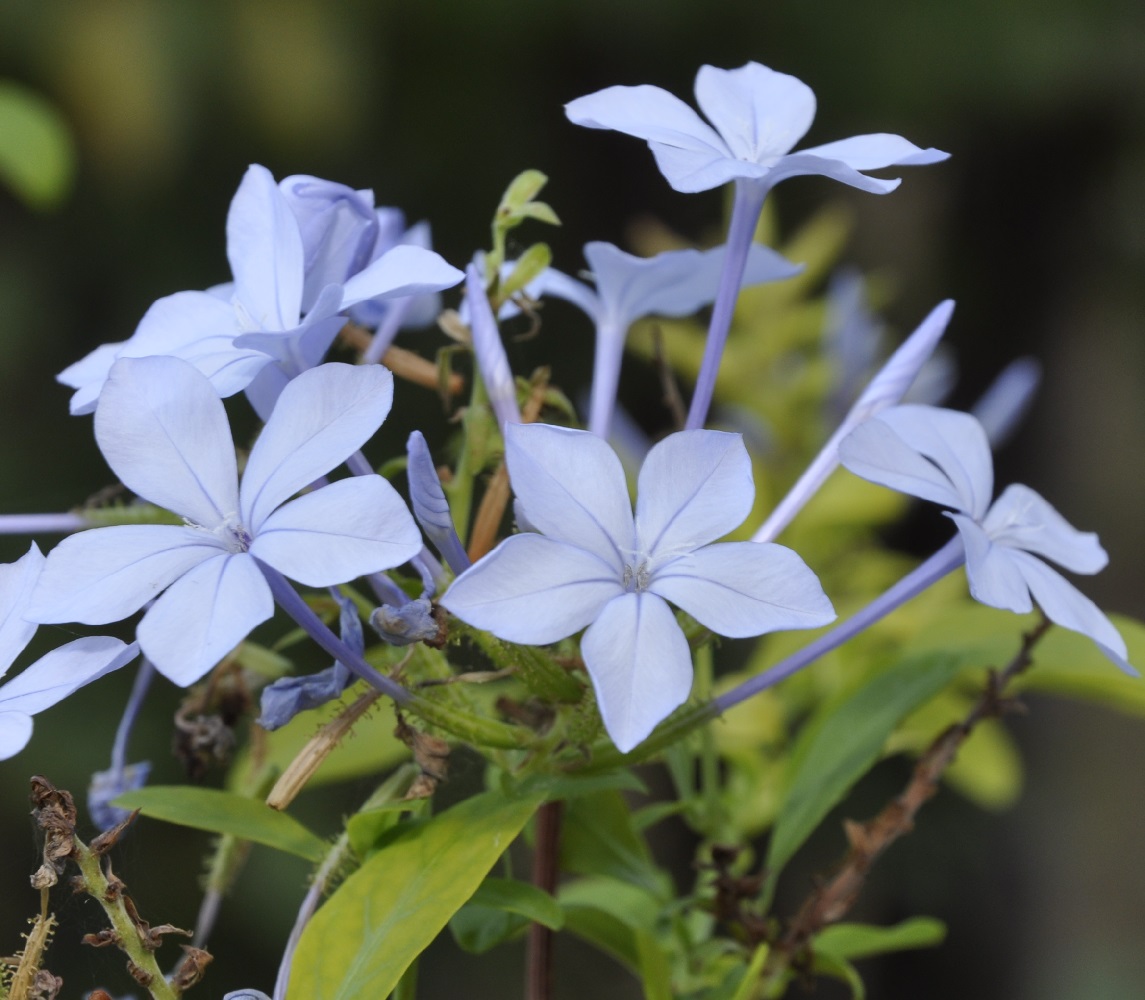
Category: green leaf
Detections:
[
  {"x1": 516, "y1": 200, "x2": 561, "y2": 226},
  {"x1": 559, "y1": 876, "x2": 662, "y2": 973},
  {"x1": 469, "y1": 877, "x2": 564, "y2": 929},
  {"x1": 448, "y1": 877, "x2": 563, "y2": 954},
  {"x1": 114, "y1": 786, "x2": 326, "y2": 862},
  {"x1": 286, "y1": 790, "x2": 541, "y2": 1000},
  {"x1": 811, "y1": 951, "x2": 865, "y2": 999},
  {"x1": 499, "y1": 169, "x2": 548, "y2": 212},
  {"x1": 560, "y1": 790, "x2": 670, "y2": 898},
  {"x1": 0, "y1": 81, "x2": 76, "y2": 209},
  {"x1": 765, "y1": 651, "x2": 971, "y2": 900},
  {"x1": 346, "y1": 797, "x2": 428, "y2": 860},
  {"x1": 501, "y1": 242, "x2": 552, "y2": 298},
  {"x1": 728, "y1": 943, "x2": 770, "y2": 1000},
  {"x1": 815, "y1": 917, "x2": 946, "y2": 960}
]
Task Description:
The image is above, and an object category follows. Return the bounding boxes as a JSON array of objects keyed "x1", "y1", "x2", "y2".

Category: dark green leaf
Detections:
[
  {"x1": 560, "y1": 790, "x2": 670, "y2": 898},
  {"x1": 815, "y1": 917, "x2": 946, "y2": 960}
]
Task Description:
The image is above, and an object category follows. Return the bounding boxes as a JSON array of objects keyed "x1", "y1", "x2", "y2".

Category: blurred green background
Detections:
[{"x1": 1, "y1": 1, "x2": 1144, "y2": 998}]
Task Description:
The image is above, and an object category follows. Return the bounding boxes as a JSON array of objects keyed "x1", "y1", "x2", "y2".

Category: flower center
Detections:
[
  {"x1": 193, "y1": 514, "x2": 252, "y2": 553},
  {"x1": 622, "y1": 560, "x2": 651, "y2": 593}
]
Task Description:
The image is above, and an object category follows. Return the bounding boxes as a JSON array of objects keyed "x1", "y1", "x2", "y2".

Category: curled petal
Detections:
[
  {"x1": 982, "y1": 484, "x2": 1107, "y2": 574},
  {"x1": 407, "y1": 431, "x2": 470, "y2": 574},
  {"x1": 840, "y1": 405, "x2": 993, "y2": 518},
  {"x1": 581, "y1": 592, "x2": 693, "y2": 753},
  {"x1": 250, "y1": 477, "x2": 422, "y2": 586},
  {"x1": 565, "y1": 84, "x2": 728, "y2": 155},
  {"x1": 649, "y1": 541, "x2": 835, "y2": 638},
  {"x1": 647, "y1": 141, "x2": 760, "y2": 194},
  {"x1": 759, "y1": 152, "x2": 904, "y2": 195},
  {"x1": 139, "y1": 552, "x2": 273, "y2": 686},
  {"x1": 635, "y1": 430, "x2": 753, "y2": 558},
  {"x1": 27, "y1": 525, "x2": 223, "y2": 625},
  {"x1": 241, "y1": 363, "x2": 394, "y2": 530},
  {"x1": 694, "y1": 62, "x2": 816, "y2": 160},
  {"x1": 949, "y1": 514, "x2": 1034, "y2": 615},
  {"x1": 59, "y1": 341, "x2": 126, "y2": 415},
  {"x1": 505, "y1": 423, "x2": 633, "y2": 570},
  {"x1": 96, "y1": 357, "x2": 240, "y2": 527},
  {"x1": 1009, "y1": 549, "x2": 1135, "y2": 675},
  {"x1": 796, "y1": 133, "x2": 949, "y2": 170},
  {"x1": 440, "y1": 534, "x2": 622, "y2": 645}
]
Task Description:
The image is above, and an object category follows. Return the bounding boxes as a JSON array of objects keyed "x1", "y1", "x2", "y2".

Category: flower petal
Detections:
[
  {"x1": 949, "y1": 514, "x2": 1033, "y2": 614},
  {"x1": 840, "y1": 405, "x2": 993, "y2": 518},
  {"x1": 647, "y1": 141, "x2": 756, "y2": 193},
  {"x1": 694, "y1": 63, "x2": 816, "y2": 161},
  {"x1": 1009, "y1": 549, "x2": 1135, "y2": 675},
  {"x1": 505, "y1": 423, "x2": 633, "y2": 571},
  {"x1": 650, "y1": 541, "x2": 835, "y2": 637},
  {"x1": 760, "y1": 152, "x2": 905, "y2": 195},
  {"x1": 465, "y1": 264, "x2": 521, "y2": 431},
  {"x1": 339, "y1": 244, "x2": 462, "y2": 309},
  {"x1": 635, "y1": 430, "x2": 753, "y2": 559},
  {"x1": 240, "y1": 363, "x2": 394, "y2": 530},
  {"x1": 0, "y1": 544, "x2": 44, "y2": 677},
  {"x1": 440, "y1": 533, "x2": 622, "y2": 644},
  {"x1": 138, "y1": 552, "x2": 273, "y2": 686},
  {"x1": 796, "y1": 133, "x2": 949, "y2": 170},
  {"x1": 0, "y1": 712, "x2": 33, "y2": 760},
  {"x1": 0, "y1": 637, "x2": 135, "y2": 716},
  {"x1": 581, "y1": 592, "x2": 693, "y2": 753},
  {"x1": 250, "y1": 476, "x2": 422, "y2": 586},
  {"x1": 565, "y1": 84, "x2": 728, "y2": 155},
  {"x1": 26, "y1": 525, "x2": 223, "y2": 625},
  {"x1": 96, "y1": 356, "x2": 240, "y2": 527},
  {"x1": 226, "y1": 164, "x2": 304, "y2": 329},
  {"x1": 407, "y1": 430, "x2": 471, "y2": 574},
  {"x1": 58, "y1": 342, "x2": 125, "y2": 415},
  {"x1": 982, "y1": 484, "x2": 1108, "y2": 574}
]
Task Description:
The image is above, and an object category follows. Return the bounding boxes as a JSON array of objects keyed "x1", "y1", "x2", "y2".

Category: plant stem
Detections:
[{"x1": 525, "y1": 800, "x2": 564, "y2": 1000}]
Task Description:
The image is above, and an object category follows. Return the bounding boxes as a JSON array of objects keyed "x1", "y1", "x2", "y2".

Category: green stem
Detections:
[
  {"x1": 444, "y1": 374, "x2": 492, "y2": 544},
  {"x1": 72, "y1": 837, "x2": 180, "y2": 1000}
]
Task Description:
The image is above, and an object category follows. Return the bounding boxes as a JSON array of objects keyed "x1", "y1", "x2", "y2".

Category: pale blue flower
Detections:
[
  {"x1": 839, "y1": 404, "x2": 1134, "y2": 674},
  {"x1": 518, "y1": 241, "x2": 800, "y2": 437},
  {"x1": 565, "y1": 62, "x2": 949, "y2": 196},
  {"x1": 0, "y1": 545, "x2": 138, "y2": 760},
  {"x1": 464, "y1": 264, "x2": 521, "y2": 431},
  {"x1": 29, "y1": 358, "x2": 422, "y2": 686},
  {"x1": 60, "y1": 165, "x2": 462, "y2": 418},
  {"x1": 441, "y1": 424, "x2": 835, "y2": 752}
]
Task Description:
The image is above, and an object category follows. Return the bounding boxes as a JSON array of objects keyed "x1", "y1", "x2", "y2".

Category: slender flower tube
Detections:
[
  {"x1": 753, "y1": 300, "x2": 954, "y2": 543},
  {"x1": 465, "y1": 264, "x2": 521, "y2": 431}
]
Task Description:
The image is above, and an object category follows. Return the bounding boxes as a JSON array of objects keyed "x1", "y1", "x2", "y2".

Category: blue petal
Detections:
[
  {"x1": 693, "y1": 63, "x2": 816, "y2": 161},
  {"x1": 580, "y1": 592, "x2": 693, "y2": 753},
  {"x1": 982, "y1": 484, "x2": 1107, "y2": 575}
]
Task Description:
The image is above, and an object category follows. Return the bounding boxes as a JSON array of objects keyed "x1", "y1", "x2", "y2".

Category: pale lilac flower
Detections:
[
  {"x1": 60, "y1": 165, "x2": 462, "y2": 417},
  {"x1": 567, "y1": 62, "x2": 948, "y2": 431},
  {"x1": 839, "y1": 404, "x2": 1134, "y2": 674},
  {"x1": 565, "y1": 62, "x2": 948, "y2": 196},
  {"x1": 0, "y1": 545, "x2": 138, "y2": 760},
  {"x1": 29, "y1": 358, "x2": 422, "y2": 686},
  {"x1": 464, "y1": 264, "x2": 521, "y2": 430},
  {"x1": 522, "y1": 241, "x2": 800, "y2": 438},
  {"x1": 407, "y1": 430, "x2": 470, "y2": 574},
  {"x1": 441, "y1": 424, "x2": 835, "y2": 752}
]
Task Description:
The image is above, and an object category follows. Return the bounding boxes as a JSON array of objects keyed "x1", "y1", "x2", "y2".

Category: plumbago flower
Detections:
[
  {"x1": 565, "y1": 61, "x2": 948, "y2": 197},
  {"x1": 567, "y1": 61, "x2": 948, "y2": 431},
  {"x1": 60, "y1": 165, "x2": 462, "y2": 418},
  {"x1": 0, "y1": 545, "x2": 137, "y2": 759},
  {"x1": 839, "y1": 404, "x2": 1135, "y2": 673},
  {"x1": 441, "y1": 423, "x2": 836, "y2": 752},
  {"x1": 515, "y1": 240, "x2": 801, "y2": 438},
  {"x1": 27, "y1": 357, "x2": 422, "y2": 686}
]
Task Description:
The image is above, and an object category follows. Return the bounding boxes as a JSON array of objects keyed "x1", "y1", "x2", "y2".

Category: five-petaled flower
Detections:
[
  {"x1": 441, "y1": 424, "x2": 836, "y2": 752},
  {"x1": 28, "y1": 357, "x2": 422, "y2": 686},
  {"x1": 566, "y1": 61, "x2": 949, "y2": 196},
  {"x1": 839, "y1": 404, "x2": 1135, "y2": 674}
]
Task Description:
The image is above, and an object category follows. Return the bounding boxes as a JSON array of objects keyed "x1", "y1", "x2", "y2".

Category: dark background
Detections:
[{"x1": 1, "y1": 2, "x2": 1144, "y2": 997}]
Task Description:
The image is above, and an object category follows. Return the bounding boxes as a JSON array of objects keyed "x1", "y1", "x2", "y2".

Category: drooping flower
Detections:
[
  {"x1": 441, "y1": 424, "x2": 835, "y2": 752},
  {"x1": 839, "y1": 404, "x2": 1134, "y2": 673},
  {"x1": 565, "y1": 62, "x2": 949, "y2": 196},
  {"x1": 60, "y1": 165, "x2": 462, "y2": 418},
  {"x1": 0, "y1": 545, "x2": 138, "y2": 760},
  {"x1": 29, "y1": 358, "x2": 422, "y2": 686}
]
